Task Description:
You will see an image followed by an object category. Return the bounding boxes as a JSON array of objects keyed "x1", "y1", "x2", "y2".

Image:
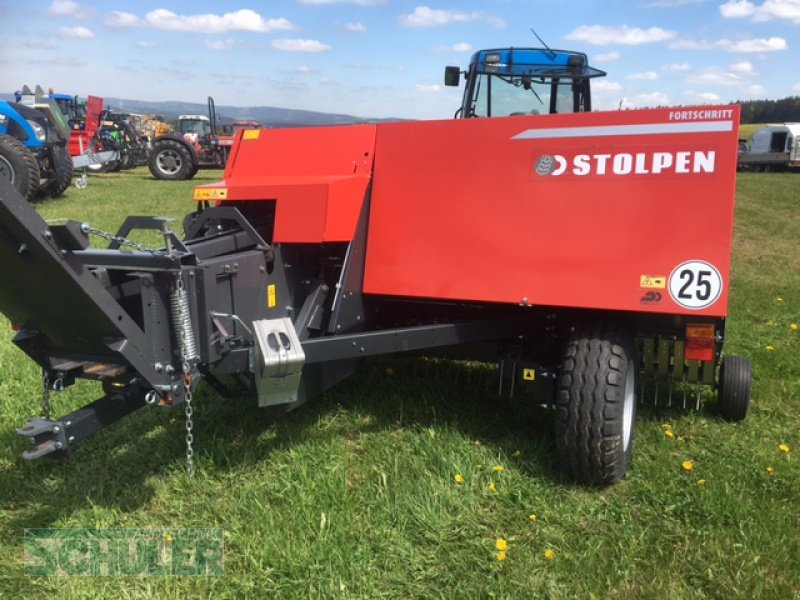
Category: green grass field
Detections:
[{"x1": 0, "y1": 167, "x2": 798, "y2": 598}]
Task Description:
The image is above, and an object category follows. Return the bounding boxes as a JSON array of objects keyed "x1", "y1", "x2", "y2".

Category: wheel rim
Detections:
[
  {"x1": 622, "y1": 358, "x2": 635, "y2": 453},
  {"x1": 0, "y1": 155, "x2": 14, "y2": 185},
  {"x1": 156, "y1": 149, "x2": 182, "y2": 175}
]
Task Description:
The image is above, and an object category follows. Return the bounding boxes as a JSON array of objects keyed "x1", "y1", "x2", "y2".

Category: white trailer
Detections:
[{"x1": 738, "y1": 123, "x2": 800, "y2": 171}]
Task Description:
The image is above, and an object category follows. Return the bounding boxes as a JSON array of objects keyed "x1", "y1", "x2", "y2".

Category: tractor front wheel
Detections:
[
  {"x1": 0, "y1": 134, "x2": 41, "y2": 202},
  {"x1": 555, "y1": 325, "x2": 636, "y2": 486},
  {"x1": 45, "y1": 142, "x2": 74, "y2": 198},
  {"x1": 149, "y1": 139, "x2": 194, "y2": 181}
]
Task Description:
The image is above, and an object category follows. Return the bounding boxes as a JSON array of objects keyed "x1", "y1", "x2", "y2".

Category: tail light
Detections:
[{"x1": 685, "y1": 323, "x2": 715, "y2": 362}]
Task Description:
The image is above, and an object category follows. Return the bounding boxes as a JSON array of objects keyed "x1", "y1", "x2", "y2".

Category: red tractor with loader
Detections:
[
  {"x1": 148, "y1": 97, "x2": 234, "y2": 181},
  {"x1": 0, "y1": 47, "x2": 750, "y2": 486}
]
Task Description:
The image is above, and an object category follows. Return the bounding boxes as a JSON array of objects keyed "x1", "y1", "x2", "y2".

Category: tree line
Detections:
[{"x1": 735, "y1": 96, "x2": 800, "y2": 124}]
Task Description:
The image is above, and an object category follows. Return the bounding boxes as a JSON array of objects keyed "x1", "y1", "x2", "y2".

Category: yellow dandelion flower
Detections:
[
  {"x1": 776, "y1": 296, "x2": 784, "y2": 303},
  {"x1": 661, "y1": 423, "x2": 672, "y2": 431},
  {"x1": 665, "y1": 430, "x2": 675, "y2": 438},
  {"x1": 682, "y1": 459, "x2": 694, "y2": 471},
  {"x1": 544, "y1": 549, "x2": 555, "y2": 561},
  {"x1": 454, "y1": 474, "x2": 465, "y2": 484},
  {"x1": 473, "y1": 439, "x2": 481, "y2": 447},
  {"x1": 767, "y1": 320, "x2": 775, "y2": 326},
  {"x1": 496, "y1": 550, "x2": 507, "y2": 561},
  {"x1": 512, "y1": 450, "x2": 522, "y2": 459},
  {"x1": 495, "y1": 538, "x2": 508, "y2": 551},
  {"x1": 790, "y1": 323, "x2": 799, "y2": 331},
  {"x1": 697, "y1": 479, "x2": 706, "y2": 486},
  {"x1": 488, "y1": 481, "x2": 496, "y2": 492},
  {"x1": 779, "y1": 443, "x2": 791, "y2": 453},
  {"x1": 766, "y1": 345, "x2": 775, "y2": 352},
  {"x1": 493, "y1": 465, "x2": 505, "y2": 473},
  {"x1": 529, "y1": 514, "x2": 538, "y2": 522},
  {"x1": 767, "y1": 466, "x2": 775, "y2": 474},
  {"x1": 163, "y1": 532, "x2": 173, "y2": 543}
]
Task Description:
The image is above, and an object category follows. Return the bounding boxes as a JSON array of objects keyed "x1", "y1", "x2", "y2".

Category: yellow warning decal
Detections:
[
  {"x1": 640, "y1": 275, "x2": 666, "y2": 289},
  {"x1": 242, "y1": 130, "x2": 261, "y2": 140},
  {"x1": 193, "y1": 188, "x2": 228, "y2": 201},
  {"x1": 267, "y1": 284, "x2": 276, "y2": 308},
  {"x1": 523, "y1": 369, "x2": 536, "y2": 381}
]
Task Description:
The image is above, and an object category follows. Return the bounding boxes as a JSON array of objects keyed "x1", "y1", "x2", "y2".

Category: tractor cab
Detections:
[
  {"x1": 178, "y1": 115, "x2": 212, "y2": 137},
  {"x1": 445, "y1": 47, "x2": 606, "y2": 118}
]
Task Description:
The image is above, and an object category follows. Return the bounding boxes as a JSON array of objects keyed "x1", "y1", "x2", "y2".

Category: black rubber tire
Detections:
[
  {"x1": 46, "y1": 142, "x2": 74, "y2": 198},
  {"x1": 0, "y1": 134, "x2": 41, "y2": 202},
  {"x1": 555, "y1": 325, "x2": 637, "y2": 486},
  {"x1": 149, "y1": 139, "x2": 194, "y2": 180},
  {"x1": 718, "y1": 355, "x2": 751, "y2": 422}
]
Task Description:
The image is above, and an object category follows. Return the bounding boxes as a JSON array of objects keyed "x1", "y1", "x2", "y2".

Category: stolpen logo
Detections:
[{"x1": 24, "y1": 528, "x2": 224, "y2": 576}]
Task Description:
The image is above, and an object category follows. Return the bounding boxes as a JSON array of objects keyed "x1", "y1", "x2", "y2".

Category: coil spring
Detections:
[{"x1": 171, "y1": 277, "x2": 199, "y2": 363}]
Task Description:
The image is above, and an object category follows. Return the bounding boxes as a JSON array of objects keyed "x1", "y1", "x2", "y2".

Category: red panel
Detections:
[
  {"x1": 196, "y1": 125, "x2": 377, "y2": 243},
  {"x1": 364, "y1": 106, "x2": 739, "y2": 317}
]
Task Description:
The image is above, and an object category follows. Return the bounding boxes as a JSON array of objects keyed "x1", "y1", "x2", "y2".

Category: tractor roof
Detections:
[{"x1": 470, "y1": 47, "x2": 606, "y2": 80}]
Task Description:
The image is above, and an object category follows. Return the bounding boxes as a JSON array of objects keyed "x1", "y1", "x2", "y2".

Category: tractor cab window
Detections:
[
  {"x1": 470, "y1": 73, "x2": 586, "y2": 117},
  {"x1": 179, "y1": 119, "x2": 211, "y2": 136}
]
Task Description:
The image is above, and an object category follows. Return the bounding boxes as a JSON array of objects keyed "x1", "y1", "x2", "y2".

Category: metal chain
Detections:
[
  {"x1": 81, "y1": 224, "x2": 166, "y2": 256},
  {"x1": 41, "y1": 370, "x2": 52, "y2": 420},
  {"x1": 175, "y1": 275, "x2": 196, "y2": 477},
  {"x1": 183, "y1": 361, "x2": 195, "y2": 477}
]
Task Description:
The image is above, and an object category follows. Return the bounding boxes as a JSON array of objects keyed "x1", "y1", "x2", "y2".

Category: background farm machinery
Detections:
[{"x1": 0, "y1": 48, "x2": 750, "y2": 486}]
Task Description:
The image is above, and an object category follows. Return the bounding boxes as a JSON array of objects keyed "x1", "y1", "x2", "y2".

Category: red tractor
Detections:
[{"x1": 148, "y1": 97, "x2": 234, "y2": 181}]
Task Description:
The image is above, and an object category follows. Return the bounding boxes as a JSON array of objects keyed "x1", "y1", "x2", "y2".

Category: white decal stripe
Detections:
[{"x1": 512, "y1": 120, "x2": 733, "y2": 140}]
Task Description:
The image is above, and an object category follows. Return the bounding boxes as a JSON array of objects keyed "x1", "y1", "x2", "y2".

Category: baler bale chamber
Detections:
[{"x1": 0, "y1": 105, "x2": 750, "y2": 485}]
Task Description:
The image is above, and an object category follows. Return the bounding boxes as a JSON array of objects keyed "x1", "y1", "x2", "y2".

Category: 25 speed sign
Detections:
[{"x1": 668, "y1": 260, "x2": 723, "y2": 310}]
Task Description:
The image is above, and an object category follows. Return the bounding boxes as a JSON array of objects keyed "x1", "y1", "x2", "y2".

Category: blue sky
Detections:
[{"x1": 1, "y1": 0, "x2": 798, "y2": 119}]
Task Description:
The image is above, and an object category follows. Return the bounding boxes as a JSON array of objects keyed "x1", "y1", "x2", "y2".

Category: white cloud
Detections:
[
  {"x1": 107, "y1": 9, "x2": 294, "y2": 33},
  {"x1": 565, "y1": 25, "x2": 676, "y2": 45},
  {"x1": 687, "y1": 68, "x2": 742, "y2": 85},
  {"x1": 48, "y1": 0, "x2": 77, "y2": 16},
  {"x1": 205, "y1": 39, "x2": 236, "y2": 51},
  {"x1": 745, "y1": 84, "x2": 766, "y2": 95},
  {"x1": 663, "y1": 63, "x2": 691, "y2": 71},
  {"x1": 720, "y1": 0, "x2": 800, "y2": 24},
  {"x1": 633, "y1": 91, "x2": 670, "y2": 106},
  {"x1": 343, "y1": 22, "x2": 367, "y2": 33},
  {"x1": 399, "y1": 6, "x2": 505, "y2": 28},
  {"x1": 271, "y1": 39, "x2": 332, "y2": 52},
  {"x1": 136, "y1": 41, "x2": 157, "y2": 49},
  {"x1": 683, "y1": 91, "x2": 722, "y2": 103},
  {"x1": 729, "y1": 61, "x2": 756, "y2": 74},
  {"x1": 728, "y1": 37, "x2": 787, "y2": 52},
  {"x1": 593, "y1": 80, "x2": 624, "y2": 93},
  {"x1": 106, "y1": 11, "x2": 140, "y2": 27},
  {"x1": 60, "y1": 26, "x2": 94, "y2": 38},
  {"x1": 669, "y1": 36, "x2": 787, "y2": 52},
  {"x1": 415, "y1": 84, "x2": 441, "y2": 93},
  {"x1": 434, "y1": 42, "x2": 473, "y2": 52},
  {"x1": 595, "y1": 51, "x2": 621, "y2": 62},
  {"x1": 627, "y1": 71, "x2": 659, "y2": 80}
]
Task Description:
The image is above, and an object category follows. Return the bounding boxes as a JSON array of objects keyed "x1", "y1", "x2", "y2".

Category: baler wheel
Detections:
[
  {"x1": 718, "y1": 355, "x2": 751, "y2": 422},
  {"x1": 0, "y1": 134, "x2": 41, "y2": 202},
  {"x1": 149, "y1": 139, "x2": 194, "y2": 181},
  {"x1": 555, "y1": 325, "x2": 636, "y2": 486}
]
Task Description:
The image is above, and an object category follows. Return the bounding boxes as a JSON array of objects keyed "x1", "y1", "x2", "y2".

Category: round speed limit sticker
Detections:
[{"x1": 668, "y1": 260, "x2": 723, "y2": 310}]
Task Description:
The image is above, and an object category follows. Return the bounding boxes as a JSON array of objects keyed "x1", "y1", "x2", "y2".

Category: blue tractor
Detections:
[{"x1": 0, "y1": 86, "x2": 74, "y2": 201}]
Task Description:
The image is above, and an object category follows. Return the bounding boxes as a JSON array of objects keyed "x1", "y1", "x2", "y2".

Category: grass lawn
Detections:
[{"x1": 0, "y1": 167, "x2": 798, "y2": 598}]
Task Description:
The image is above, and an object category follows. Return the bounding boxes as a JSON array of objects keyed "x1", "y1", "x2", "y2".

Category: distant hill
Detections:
[{"x1": 1, "y1": 93, "x2": 401, "y2": 127}]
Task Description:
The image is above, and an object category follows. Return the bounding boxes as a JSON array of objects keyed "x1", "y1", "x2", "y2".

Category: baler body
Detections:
[{"x1": 202, "y1": 105, "x2": 740, "y2": 319}]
